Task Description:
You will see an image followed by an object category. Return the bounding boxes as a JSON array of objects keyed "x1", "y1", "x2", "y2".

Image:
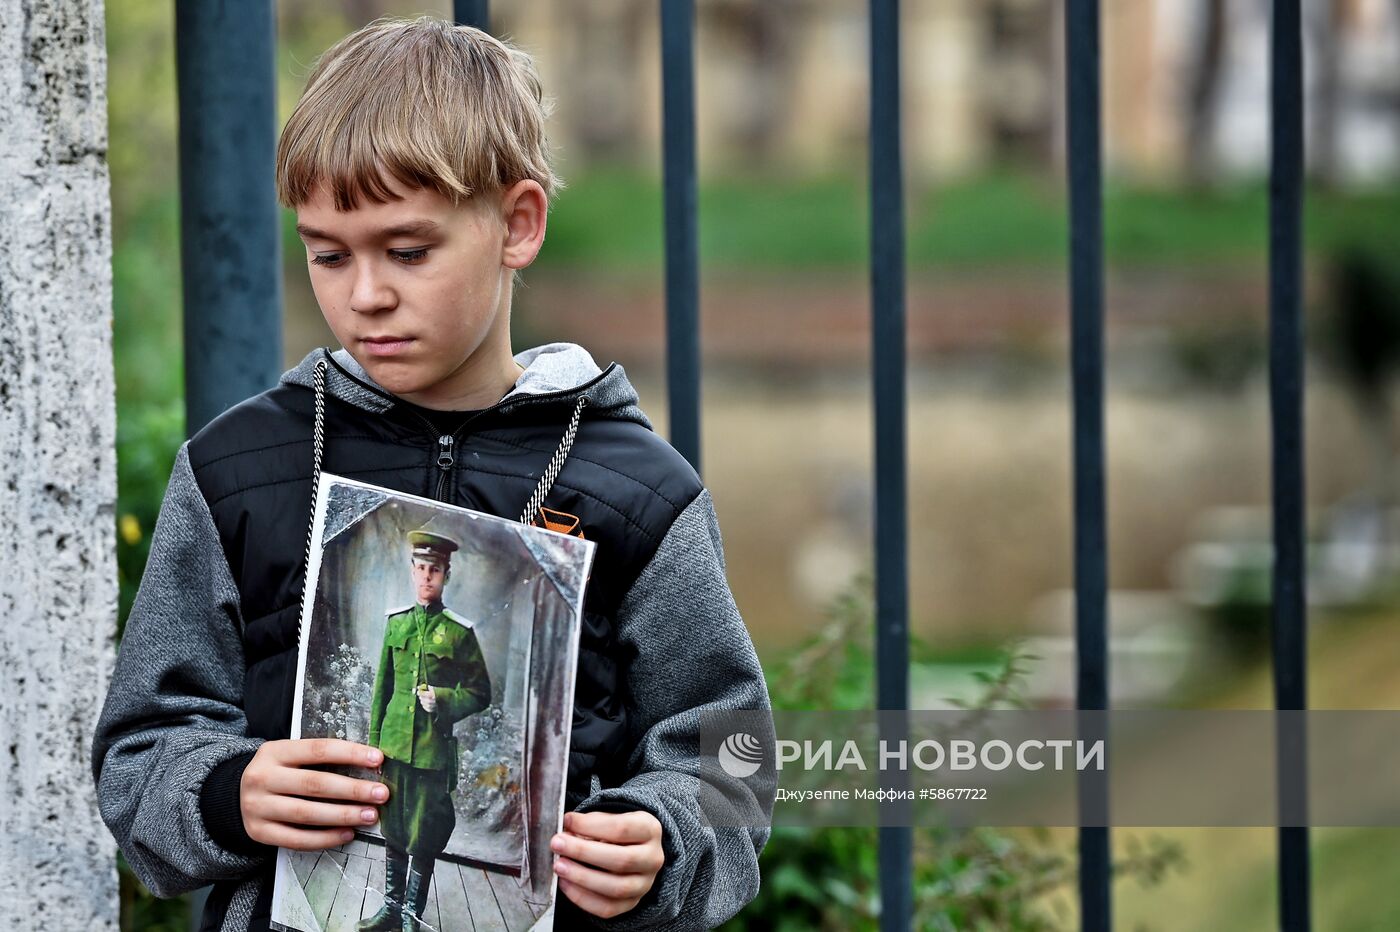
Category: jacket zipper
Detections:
[
  {"x1": 435, "y1": 434, "x2": 454, "y2": 501},
  {"x1": 394, "y1": 405, "x2": 460, "y2": 503}
]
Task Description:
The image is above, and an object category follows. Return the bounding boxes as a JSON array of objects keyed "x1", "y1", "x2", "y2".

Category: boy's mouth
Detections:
[{"x1": 361, "y1": 336, "x2": 414, "y2": 357}]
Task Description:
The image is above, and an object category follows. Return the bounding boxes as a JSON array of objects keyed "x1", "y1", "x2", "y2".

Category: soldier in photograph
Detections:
[{"x1": 358, "y1": 530, "x2": 492, "y2": 931}]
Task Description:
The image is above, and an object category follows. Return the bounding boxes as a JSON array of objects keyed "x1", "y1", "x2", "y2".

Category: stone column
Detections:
[{"x1": 0, "y1": 0, "x2": 119, "y2": 929}]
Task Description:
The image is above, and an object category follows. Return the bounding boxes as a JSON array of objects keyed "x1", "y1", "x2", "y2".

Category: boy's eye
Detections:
[{"x1": 308, "y1": 248, "x2": 428, "y2": 268}]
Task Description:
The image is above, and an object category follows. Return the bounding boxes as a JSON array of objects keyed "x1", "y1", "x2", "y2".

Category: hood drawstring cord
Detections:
[
  {"x1": 297, "y1": 357, "x2": 330, "y2": 626},
  {"x1": 520, "y1": 395, "x2": 587, "y2": 525},
  {"x1": 299, "y1": 356, "x2": 589, "y2": 598}
]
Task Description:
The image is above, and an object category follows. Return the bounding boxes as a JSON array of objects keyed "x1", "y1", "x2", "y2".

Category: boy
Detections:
[{"x1": 93, "y1": 16, "x2": 774, "y2": 932}]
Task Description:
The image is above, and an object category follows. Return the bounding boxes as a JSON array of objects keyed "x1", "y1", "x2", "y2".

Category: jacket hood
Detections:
[{"x1": 280, "y1": 341, "x2": 652, "y2": 429}]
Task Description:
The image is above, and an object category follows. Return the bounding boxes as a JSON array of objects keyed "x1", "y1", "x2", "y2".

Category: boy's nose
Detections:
[{"x1": 349, "y1": 263, "x2": 396, "y2": 314}]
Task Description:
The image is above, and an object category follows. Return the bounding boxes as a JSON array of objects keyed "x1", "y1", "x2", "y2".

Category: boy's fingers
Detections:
[
  {"x1": 259, "y1": 796, "x2": 380, "y2": 829},
  {"x1": 554, "y1": 859, "x2": 648, "y2": 904},
  {"x1": 558, "y1": 877, "x2": 617, "y2": 918},
  {"x1": 265, "y1": 768, "x2": 388, "y2": 804},
  {"x1": 275, "y1": 738, "x2": 383, "y2": 768},
  {"x1": 252, "y1": 822, "x2": 356, "y2": 852},
  {"x1": 551, "y1": 833, "x2": 662, "y2": 875},
  {"x1": 565, "y1": 810, "x2": 660, "y2": 845}
]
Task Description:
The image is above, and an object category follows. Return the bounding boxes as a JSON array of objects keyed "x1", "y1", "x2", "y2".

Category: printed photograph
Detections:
[{"x1": 270, "y1": 474, "x2": 595, "y2": 932}]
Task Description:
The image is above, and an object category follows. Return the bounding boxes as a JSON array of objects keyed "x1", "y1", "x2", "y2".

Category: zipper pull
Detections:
[{"x1": 437, "y1": 435, "x2": 455, "y2": 470}]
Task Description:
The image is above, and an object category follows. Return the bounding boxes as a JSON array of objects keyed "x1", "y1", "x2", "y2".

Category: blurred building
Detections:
[
  {"x1": 1198, "y1": 0, "x2": 1400, "y2": 183},
  {"x1": 486, "y1": 0, "x2": 1400, "y2": 184}
]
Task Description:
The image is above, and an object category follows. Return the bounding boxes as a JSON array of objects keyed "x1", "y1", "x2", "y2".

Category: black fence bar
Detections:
[
  {"x1": 660, "y1": 0, "x2": 702, "y2": 473},
  {"x1": 1268, "y1": 1, "x2": 1311, "y2": 929},
  {"x1": 868, "y1": 0, "x2": 912, "y2": 928},
  {"x1": 175, "y1": 6, "x2": 279, "y2": 924},
  {"x1": 453, "y1": 0, "x2": 489, "y2": 30},
  {"x1": 175, "y1": 0, "x2": 281, "y2": 436},
  {"x1": 1064, "y1": 2, "x2": 1110, "y2": 931}
]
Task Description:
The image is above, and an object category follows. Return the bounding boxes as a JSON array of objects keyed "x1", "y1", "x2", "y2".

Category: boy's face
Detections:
[
  {"x1": 294, "y1": 174, "x2": 546, "y2": 409},
  {"x1": 412, "y1": 558, "x2": 448, "y2": 603}
]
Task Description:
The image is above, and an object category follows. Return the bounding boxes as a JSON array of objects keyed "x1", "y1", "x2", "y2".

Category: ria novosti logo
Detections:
[{"x1": 717, "y1": 732, "x2": 764, "y2": 778}]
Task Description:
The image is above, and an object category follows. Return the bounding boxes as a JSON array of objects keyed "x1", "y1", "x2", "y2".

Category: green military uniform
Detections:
[
  {"x1": 369, "y1": 600, "x2": 491, "y2": 852},
  {"x1": 369, "y1": 601, "x2": 491, "y2": 773},
  {"x1": 359, "y1": 531, "x2": 492, "y2": 932}
]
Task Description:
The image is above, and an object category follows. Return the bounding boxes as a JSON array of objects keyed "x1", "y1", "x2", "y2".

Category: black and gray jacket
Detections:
[{"x1": 92, "y1": 343, "x2": 775, "y2": 931}]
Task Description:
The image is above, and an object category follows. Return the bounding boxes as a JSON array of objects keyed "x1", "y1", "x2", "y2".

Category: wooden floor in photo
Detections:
[{"x1": 291, "y1": 838, "x2": 548, "y2": 932}]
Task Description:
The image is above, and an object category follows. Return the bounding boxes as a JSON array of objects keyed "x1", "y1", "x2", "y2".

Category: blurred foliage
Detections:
[
  {"x1": 119, "y1": 852, "x2": 188, "y2": 932},
  {"x1": 108, "y1": 1, "x2": 184, "y2": 641},
  {"x1": 115, "y1": 398, "x2": 183, "y2": 637},
  {"x1": 731, "y1": 576, "x2": 1186, "y2": 931}
]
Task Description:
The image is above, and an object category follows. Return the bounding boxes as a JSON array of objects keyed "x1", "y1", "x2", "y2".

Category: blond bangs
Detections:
[{"x1": 276, "y1": 16, "x2": 561, "y2": 211}]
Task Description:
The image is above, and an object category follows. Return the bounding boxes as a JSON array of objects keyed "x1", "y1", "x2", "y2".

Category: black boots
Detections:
[
  {"x1": 354, "y1": 846, "x2": 434, "y2": 931},
  {"x1": 356, "y1": 845, "x2": 408, "y2": 931},
  {"x1": 401, "y1": 857, "x2": 436, "y2": 932}
]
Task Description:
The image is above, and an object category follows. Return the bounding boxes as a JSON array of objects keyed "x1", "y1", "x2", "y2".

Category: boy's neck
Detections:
[
  {"x1": 394, "y1": 353, "x2": 525, "y2": 412},
  {"x1": 394, "y1": 358, "x2": 526, "y2": 411}
]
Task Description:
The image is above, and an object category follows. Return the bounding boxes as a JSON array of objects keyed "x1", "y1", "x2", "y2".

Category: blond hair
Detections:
[{"x1": 276, "y1": 16, "x2": 561, "y2": 211}]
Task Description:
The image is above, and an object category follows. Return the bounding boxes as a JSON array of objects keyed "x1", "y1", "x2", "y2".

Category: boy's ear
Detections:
[{"x1": 499, "y1": 179, "x2": 547, "y2": 272}]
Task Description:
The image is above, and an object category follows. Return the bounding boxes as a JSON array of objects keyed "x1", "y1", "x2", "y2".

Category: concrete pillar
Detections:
[{"x1": 0, "y1": 0, "x2": 119, "y2": 928}]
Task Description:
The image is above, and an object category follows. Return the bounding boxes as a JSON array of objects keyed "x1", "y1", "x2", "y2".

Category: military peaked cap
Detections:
[{"x1": 408, "y1": 530, "x2": 460, "y2": 567}]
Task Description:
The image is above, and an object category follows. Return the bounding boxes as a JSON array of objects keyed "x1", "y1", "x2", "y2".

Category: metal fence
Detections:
[{"x1": 177, "y1": 0, "x2": 1313, "y2": 929}]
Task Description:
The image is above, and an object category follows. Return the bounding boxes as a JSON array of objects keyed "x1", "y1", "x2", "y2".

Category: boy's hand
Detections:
[
  {"x1": 550, "y1": 810, "x2": 664, "y2": 920},
  {"x1": 416, "y1": 684, "x2": 437, "y2": 712},
  {"x1": 240, "y1": 739, "x2": 389, "y2": 850}
]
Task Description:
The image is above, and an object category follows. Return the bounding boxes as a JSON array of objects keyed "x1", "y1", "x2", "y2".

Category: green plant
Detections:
[{"x1": 114, "y1": 397, "x2": 184, "y2": 637}]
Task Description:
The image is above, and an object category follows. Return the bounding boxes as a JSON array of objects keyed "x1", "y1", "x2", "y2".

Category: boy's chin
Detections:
[{"x1": 351, "y1": 353, "x2": 434, "y2": 393}]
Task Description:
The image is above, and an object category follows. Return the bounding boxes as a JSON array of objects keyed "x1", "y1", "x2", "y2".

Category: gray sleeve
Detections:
[
  {"x1": 91, "y1": 442, "x2": 268, "y2": 896},
  {"x1": 574, "y1": 488, "x2": 777, "y2": 930}
]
